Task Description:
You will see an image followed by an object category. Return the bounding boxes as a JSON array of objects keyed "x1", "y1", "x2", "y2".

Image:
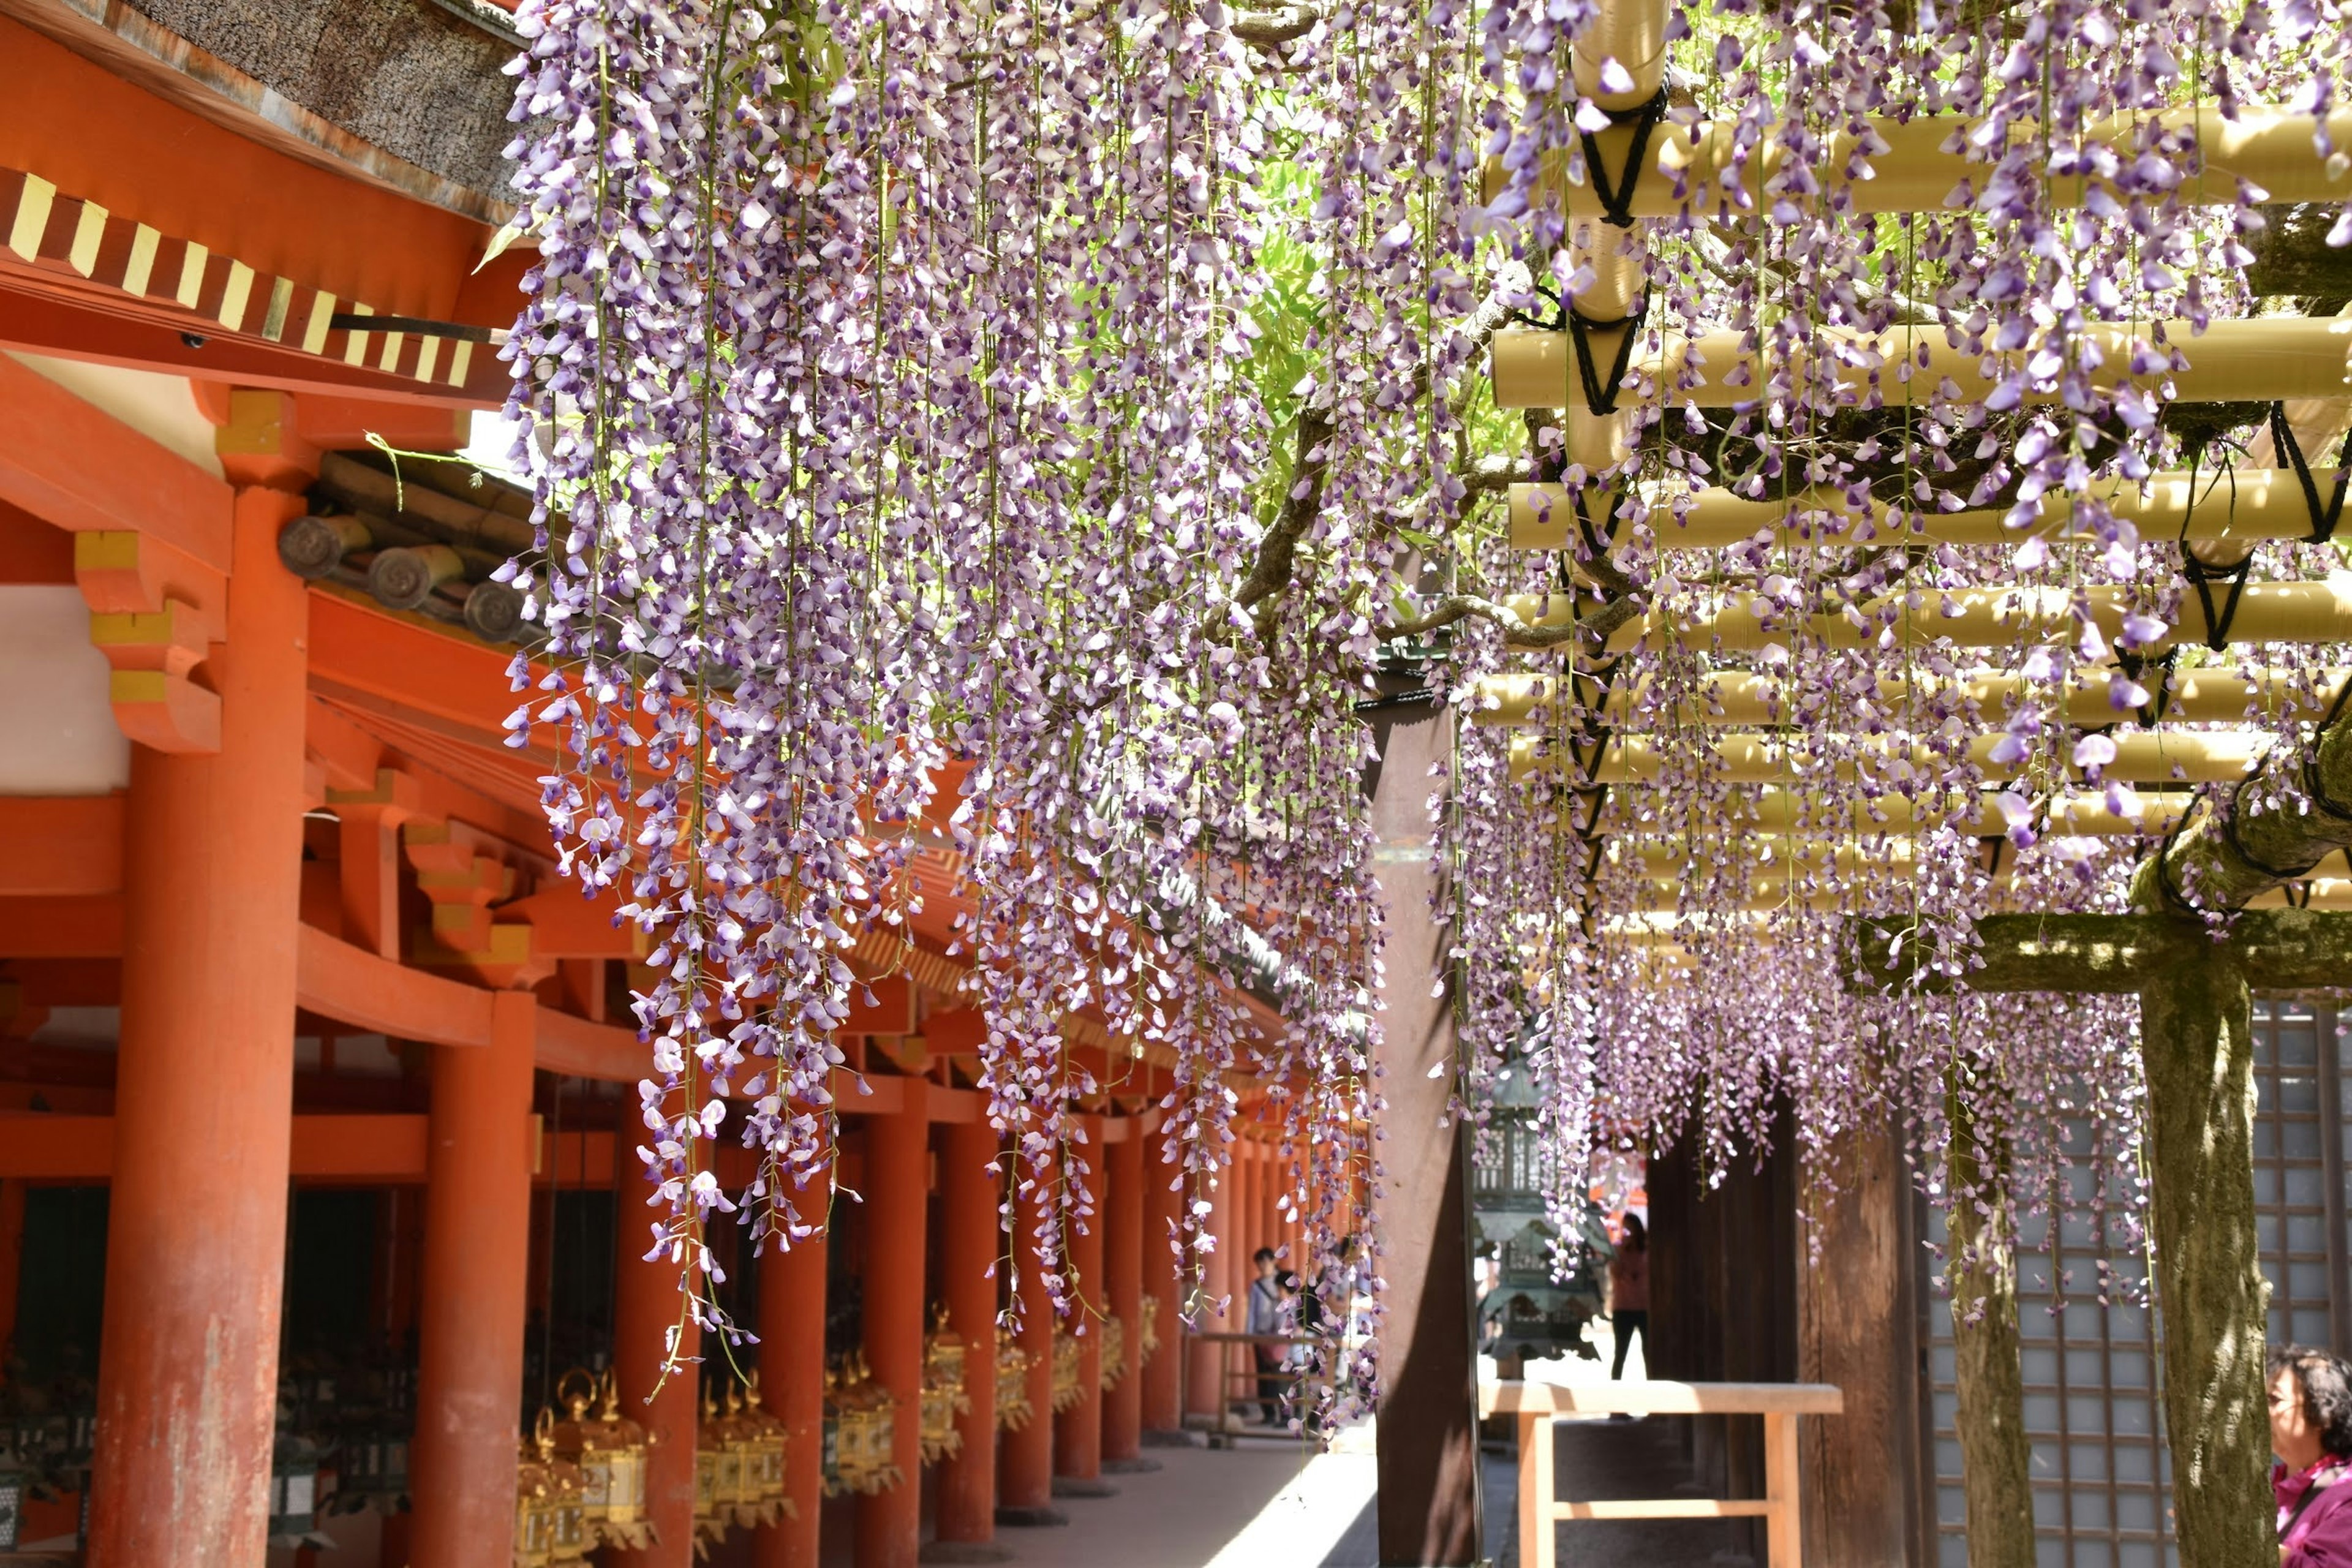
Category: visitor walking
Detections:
[
  {"x1": 1608, "y1": 1212, "x2": 1649, "y2": 1382},
  {"x1": 1246, "y1": 1247, "x2": 1284, "y2": 1425},
  {"x1": 2271, "y1": 1344, "x2": 2352, "y2": 1562}
]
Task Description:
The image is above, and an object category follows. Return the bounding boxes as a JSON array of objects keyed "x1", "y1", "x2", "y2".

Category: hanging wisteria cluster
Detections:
[
  {"x1": 497, "y1": 0, "x2": 2352, "y2": 1410},
  {"x1": 1448, "y1": 0, "x2": 2352, "y2": 1290}
]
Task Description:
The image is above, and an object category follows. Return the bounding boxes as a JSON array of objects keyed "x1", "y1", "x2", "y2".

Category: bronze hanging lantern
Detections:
[
  {"x1": 527, "y1": 1408, "x2": 592, "y2": 1567},
  {"x1": 1049, "y1": 1329, "x2": 1082, "y2": 1414},
  {"x1": 919, "y1": 1305, "x2": 970, "y2": 1465},
  {"x1": 548, "y1": 1367, "x2": 651, "y2": 1550},
  {"x1": 993, "y1": 1327, "x2": 1034, "y2": 1433},
  {"x1": 738, "y1": 1370, "x2": 793, "y2": 1523},
  {"x1": 513, "y1": 1427, "x2": 555, "y2": 1568},
  {"x1": 1100, "y1": 1316, "x2": 1126, "y2": 1392}
]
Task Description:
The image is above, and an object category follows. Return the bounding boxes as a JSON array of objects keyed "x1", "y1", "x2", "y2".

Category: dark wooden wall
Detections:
[{"x1": 1646, "y1": 1107, "x2": 1926, "y2": 1566}]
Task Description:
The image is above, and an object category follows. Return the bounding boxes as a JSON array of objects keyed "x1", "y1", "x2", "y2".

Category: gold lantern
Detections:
[
  {"x1": 527, "y1": 1409, "x2": 594, "y2": 1566},
  {"x1": 824, "y1": 1354, "x2": 902, "y2": 1496},
  {"x1": 549, "y1": 1366, "x2": 654, "y2": 1551},
  {"x1": 1049, "y1": 1329, "x2": 1082, "y2": 1414},
  {"x1": 919, "y1": 1305, "x2": 971, "y2": 1465},
  {"x1": 1101, "y1": 1316, "x2": 1126, "y2": 1390},
  {"x1": 1140, "y1": 1295, "x2": 1162, "y2": 1365},
  {"x1": 692, "y1": 1385, "x2": 728, "y2": 1542},
  {"x1": 513, "y1": 1427, "x2": 556, "y2": 1568},
  {"x1": 739, "y1": 1370, "x2": 794, "y2": 1523},
  {"x1": 993, "y1": 1326, "x2": 1034, "y2": 1433}
]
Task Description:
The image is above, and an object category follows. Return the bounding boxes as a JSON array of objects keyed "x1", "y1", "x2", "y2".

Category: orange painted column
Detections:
[
  {"x1": 609, "y1": 1181, "x2": 701, "y2": 1568},
  {"x1": 1101, "y1": 1121, "x2": 1144, "y2": 1464},
  {"x1": 1259, "y1": 1139, "x2": 1285, "y2": 1266},
  {"x1": 934, "y1": 1118, "x2": 1000, "y2": 1545},
  {"x1": 0, "y1": 1178, "x2": 24, "y2": 1386},
  {"x1": 996, "y1": 1139, "x2": 1059, "y2": 1523},
  {"x1": 1185, "y1": 1161, "x2": 1232, "y2": 1421},
  {"x1": 1054, "y1": 1116, "x2": 1105, "y2": 1483},
  {"x1": 1139, "y1": 1133, "x2": 1183, "y2": 1435},
  {"x1": 88, "y1": 484, "x2": 309, "y2": 1566},
  {"x1": 409, "y1": 992, "x2": 538, "y2": 1567},
  {"x1": 856, "y1": 1084, "x2": 928, "y2": 1568},
  {"x1": 755, "y1": 1223, "x2": 826, "y2": 1568}
]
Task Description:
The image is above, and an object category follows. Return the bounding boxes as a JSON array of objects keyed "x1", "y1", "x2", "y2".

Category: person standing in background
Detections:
[
  {"x1": 1608, "y1": 1212, "x2": 1649, "y2": 1382},
  {"x1": 1245, "y1": 1247, "x2": 1284, "y2": 1425},
  {"x1": 2271, "y1": 1343, "x2": 2352, "y2": 1562}
]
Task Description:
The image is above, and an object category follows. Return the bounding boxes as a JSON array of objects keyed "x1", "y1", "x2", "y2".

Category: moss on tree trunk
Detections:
[
  {"x1": 2140, "y1": 955, "x2": 2274, "y2": 1568},
  {"x1": 1947, "y1": 1089, "x2": 2036, "y2": 1568}
]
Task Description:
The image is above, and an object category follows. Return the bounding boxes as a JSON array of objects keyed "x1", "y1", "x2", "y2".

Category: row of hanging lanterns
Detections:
[
  {"x1": 919, "y1": 1308, "x2": 971, "y2": 1464},
  {"x1": 823, "y1": 1354, "x2": 902, "y2": 1496}
]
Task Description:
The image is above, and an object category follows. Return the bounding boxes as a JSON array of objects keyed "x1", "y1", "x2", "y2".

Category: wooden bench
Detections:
[{"x1": 1481, "y1": 1379, "x2": 1844, "y2": 1568}]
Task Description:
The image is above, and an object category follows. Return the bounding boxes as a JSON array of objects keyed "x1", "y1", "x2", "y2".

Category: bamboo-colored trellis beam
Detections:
[
  {"x1": 1613, "y1": 875, "x2": 2352, "y2": 916},
  {"x1": 1483, "y1": 107, "x2": 2352, "y2": 223},
  {"x1": 1493, "y1": 316, "x2": 2352, "y2": 410},
  {"x1": 1603, "y1": 838, "x2": 2344, "y2": 880},
  {"x1": 1473, "y1": 668, "x2": 2350, "y2": 729},
  {"x1": 1501, "y1": 577, "x2": 2352, "y2": 654},
  {"x1": 1507, "y1": 469, "x2": 2348, "y2": 553},
  {"x1": 1592, "y1": 787, "x2": 2190, "y2": 837},
  {"x1": 1510, "y1": 729, "x2": 2274, "y2": 786}
]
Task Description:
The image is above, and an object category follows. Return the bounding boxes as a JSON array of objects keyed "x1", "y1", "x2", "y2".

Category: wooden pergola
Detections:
[{"x1": 1436, "y1": 0, "x2": 2352, "y2": 1562}]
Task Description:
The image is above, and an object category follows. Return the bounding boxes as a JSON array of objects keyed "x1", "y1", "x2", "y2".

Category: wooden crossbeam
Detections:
[
  {"x1": 1502, "y1": 578, "x2": 2352, "y2": 655},
  {"x1": 1476, "y1": 669, "x2": 2347, "y2": 731},
  {"x1": 1485, "y1": 106, "x2": 2352, "y2": 221},
  {"x1": 1508, "y1": 470, "x2": 2351, "y2": 554},
  {"x1": 1848, "y1": 908, "x2": 2352, "y2": 993}
]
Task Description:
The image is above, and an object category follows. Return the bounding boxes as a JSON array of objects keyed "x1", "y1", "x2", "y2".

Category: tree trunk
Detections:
[
  {"x1": 1945, "y1": 1090, "x2": 2036, "y2": 1568},
  {"x1": 2248, "y1": 205, "x2": 2352, "y2": 298},
  {"x1": 2139, "y1": 954, "x2": 2274, "y2": 1568}
]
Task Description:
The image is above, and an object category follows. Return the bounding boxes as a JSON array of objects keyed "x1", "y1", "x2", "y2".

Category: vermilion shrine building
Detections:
[{"x1": 0, "y1": 5, "x2": 1331, "y2": 1563}]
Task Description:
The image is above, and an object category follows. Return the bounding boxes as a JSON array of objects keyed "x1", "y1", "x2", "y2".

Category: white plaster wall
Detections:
[
  {"x1": 0, "y1": 585, "x2": 130, "y2": 794},
  {"x1": 7, "y1": 351, "x2": 225, "y2": 478}
]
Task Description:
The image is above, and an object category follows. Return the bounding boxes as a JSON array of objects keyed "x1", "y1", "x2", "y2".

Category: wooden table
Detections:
[{"x1": 1480, "y1": 1379, "x2": 1845, "y2": 1568}]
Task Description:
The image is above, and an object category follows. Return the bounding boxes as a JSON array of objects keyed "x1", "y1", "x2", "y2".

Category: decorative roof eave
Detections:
[{"x1": 1, "y1": 0, "x2": 520, "y2": 225}]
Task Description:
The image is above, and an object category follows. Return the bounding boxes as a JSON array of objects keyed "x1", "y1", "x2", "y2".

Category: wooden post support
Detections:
[
  {"x1": 410, "y1": 992, "x2": 537, "y2": 1567},
  {"x1": 1796, "y1": 1116, "x2": 1925, "y2": 1568},
  {"x1": 933, "y1": 1118, "x2": 1004, "y2": 1550},
  {"x1": 609, "y1": 1183, "x2": 701, "y2": 1568},
  {"x1": 87, "y1": 483, "x2": 309, "y2": 1565},
  {"x1": 1850, "y1": 903, "x2": 2352, "y2": 1568},
  {"x1": 857, "y1": 1082, "x2": 929, "y2": 1568},
  {"x1": 1945, "y1": 1089, "x2": 2034, "y2": 1568},
  {"x1": 1054, "y1": 1114, "x2": 1106, "y2": 1487},
  {"x1": 755, "y1": 1226, "x2": 827, "y2": 1568},
  {"x1": 1515, "y1": 1410, "x2": 1555, "y2": 1568},
  {"x1": 1139, "y1": 1129, "x2": 1184, "y2": 1437},
  {"x1": 2141, "y1": 952, "x2": 2274, "y2": 1568},
  {"x1": 1102, "y1": 1120, "x2": 1146, "y2": 1466},
  {"x1": 1367, "y1": 684, "x2": 1482, "y2": 1567},
  {"x1": 997, "y1": 1140, "x2": 1062, "y2": 1526}
]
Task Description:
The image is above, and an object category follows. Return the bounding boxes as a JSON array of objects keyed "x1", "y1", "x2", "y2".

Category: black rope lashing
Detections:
[
  {"x1": 1576, "y1": 91, "x2": 1668, "y2": 229},
  {"x1": 2180, "y1": 550, "x2": 2255, "y2": 652},
  {"x1": 2269, "y1": 400, "x2": 2352, "y2": 545},
  {"x1": 1571, "y1": 489, "x2": 1622, "y2": 562},
  {"x1": 1565, "y1": 290, "x2": 1651, "y2": 417},
  {"x1": 2117, "y1": 649, "x2": 2179, "y2": 731}
]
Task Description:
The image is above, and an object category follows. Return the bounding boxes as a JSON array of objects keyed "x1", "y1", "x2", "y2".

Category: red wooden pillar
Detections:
[
  {"x1": 1185, "y1": 1161, "x2": 1232, "y2": 1421},
  {"x1": 1139, "y1": 1132, "x2": 1183, "y2": 1436},
  {"x1": 0, "y1": 1178, "x2": 24, "y2": 1384},
  {"x1": 858, "y1": 1084, "x2": 928, "y2": 1568},
  {"x1": 1054, "y1": 1115, "x2": 1105, "y2": 1485},
  {"x1": 755, "y1": 1223, "x2": 826, "y2": 1568},
  {"x1": 996, "y1": 1140, "x2": 1060, "y2": 1525},
  {"x1": 1259, "y1": 1138, "x2": 1285, "y2": 1266},
  {"x1": 409, "y1": 993, "x2": 538, "y2": 1566},
  {"x1": 935, "y1": 1118, "x2": 1001, "y2": 1546},
  {"x1": 609, "y1": 1180, "x2": 701, "y2": 1568},
  {"x1": 88, "y1": 481, "x2": 309, "y2": 1565},
  {"x1": 1102, "y1": 1121, "x2": 1144, "y2": 1464}
]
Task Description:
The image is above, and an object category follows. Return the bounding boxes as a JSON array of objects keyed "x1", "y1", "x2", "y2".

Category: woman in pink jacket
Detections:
[{"x1": 2272, "y1": 1344, "x2": 2352, "y2": 1564}]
